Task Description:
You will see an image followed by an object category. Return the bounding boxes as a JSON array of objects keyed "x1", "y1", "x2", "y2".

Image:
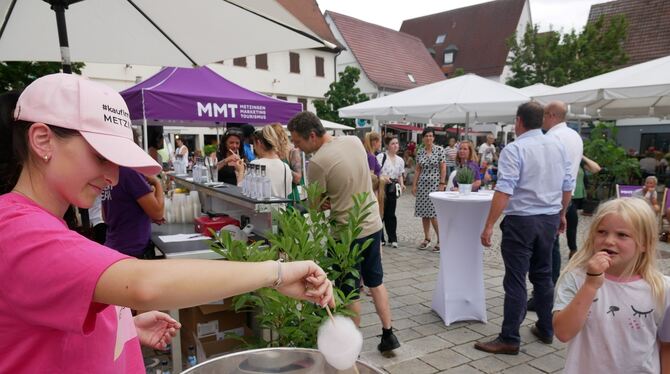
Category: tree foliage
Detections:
[
  {"x1": 506, "y1": 15, "x2": 628, "y2": 88},
  {"x1": 0, "y1": 61, "x2": 85, "y2": 92},
  {"x1": 314, "y1": 66, "x2": 368, "y2": 127}
]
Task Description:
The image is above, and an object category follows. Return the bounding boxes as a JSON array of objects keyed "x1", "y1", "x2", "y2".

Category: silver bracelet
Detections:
[{"x1": 272, "y1": 259, "x2": 283, "y2": 288}]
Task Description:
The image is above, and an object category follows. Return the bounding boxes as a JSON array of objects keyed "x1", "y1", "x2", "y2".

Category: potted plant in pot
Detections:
[
  {"x1": 208, "y1": 183, "x2": 369, "y2": 348},
  {"x1": 582, "y1": 122, "x2": 640, "y2": 214},
  {"x1": 455, "y1": 167, "x2": 475, "y2": 194}
]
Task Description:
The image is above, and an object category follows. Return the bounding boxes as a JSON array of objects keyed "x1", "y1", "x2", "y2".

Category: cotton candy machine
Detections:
[{"x1": 181, "y1": 348, "x2": 383, "y2": 374}]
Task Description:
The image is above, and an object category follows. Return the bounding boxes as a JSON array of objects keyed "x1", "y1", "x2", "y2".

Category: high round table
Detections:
[{"x1": 429, "y1": 190, "x2": 493, "y2": 325}]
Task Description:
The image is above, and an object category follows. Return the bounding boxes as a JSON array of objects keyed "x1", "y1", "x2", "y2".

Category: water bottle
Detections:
[
  {"x1": 187, "y1": 345, "x2": 197, "y2": 368},
  {"x1": 251, "y1": 165, "x2": 260, "y2": 199},
  {"x1": 261, "y1": 165, "x2": 272, "y2": 199},
  {"x1": 192, "y1": 159, "x2": 201, "y2": 182}
]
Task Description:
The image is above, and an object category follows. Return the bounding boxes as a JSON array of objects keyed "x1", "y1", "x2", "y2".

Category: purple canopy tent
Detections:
[{"x1": 120, "y1": 66, "x2": 303, "y2": 149}]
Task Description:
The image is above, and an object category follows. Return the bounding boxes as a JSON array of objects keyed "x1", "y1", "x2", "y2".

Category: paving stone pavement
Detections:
[{"x1": 358, "y1": 194, "x2": 670, "y2": 373}]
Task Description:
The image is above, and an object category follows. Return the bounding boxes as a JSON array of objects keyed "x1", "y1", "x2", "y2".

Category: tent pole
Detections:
[
  {"x1": 142, "y1": 117, "x2": 149, "y2": 152},
  {"x1": 465, "y1": 112, "x2": 470, "y2": 139},
  {"x1": 51, "y1": 1, "x2": 72, "y2": 74}
]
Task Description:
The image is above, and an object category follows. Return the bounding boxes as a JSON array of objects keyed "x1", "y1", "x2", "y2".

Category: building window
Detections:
[
  {"x1": 289, "y1": 52, "x2": 300, "y2": 73},
  {"x1": 435, "y1": 34, "x2": 447, "y2": 44},
  {"x1": 407, "y1": 73, "x2": 416, "y2": 83},
  {"x1": 233, "y1": 57, "x2": 247, "y2": 67},
  {"x1": 315, "y1": 56, "x2": 325, "y2": 77},
  {"x1": 443, "y1": 44, "x2": 458, "y2": 65},
  {"x1": 276, "y1": 95, "x2": 288, "y2": 101},
  {"x1": 298, "y1": 98, "x2": 308, "y2": 110},
  {"x1": 443, "y1": 52, "x2": 454, "y2": 65},
  {"x1": 255, "y1": 54, "x2": 268, "y2": 70}
]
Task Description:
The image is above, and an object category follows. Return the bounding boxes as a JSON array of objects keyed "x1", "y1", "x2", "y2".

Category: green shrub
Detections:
[{"x1": 209, "y1": 182, "x2": 373, "y2": 348}]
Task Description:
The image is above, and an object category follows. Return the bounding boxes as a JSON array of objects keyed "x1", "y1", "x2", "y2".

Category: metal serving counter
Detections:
[{"x1": 172, "y1": 175, "x2": 291, "y2": 236}]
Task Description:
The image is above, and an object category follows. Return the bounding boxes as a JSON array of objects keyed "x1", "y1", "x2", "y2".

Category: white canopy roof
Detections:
[
  {"x1": 519, "y1": 83, "x2": 555, "y2": 97},
  {"x1": 320, "y1": 119, "x2": 354, "y2": 130},
  {"x1": 0, "y1": 0, "x2": 331, "y2": 67},
  {"x1": 338, "y1": 74, "x2": 530, "y2": 123},
  {"x1": 533, "y1": 55, "x2": 670, "y2": 119}
]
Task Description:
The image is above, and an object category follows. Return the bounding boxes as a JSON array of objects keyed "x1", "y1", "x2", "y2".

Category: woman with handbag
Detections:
[{"x1": 377, "y1": 135, "x2": 405, "y2": 248}]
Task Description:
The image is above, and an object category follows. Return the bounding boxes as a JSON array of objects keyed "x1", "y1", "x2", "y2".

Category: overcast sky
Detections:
[{"x1": 316, "y1": 0, "x2": 609, "y2": 33}]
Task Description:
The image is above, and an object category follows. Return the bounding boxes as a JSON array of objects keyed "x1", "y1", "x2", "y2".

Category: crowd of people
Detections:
[{"x1": 4, "y1": 72, "x2": 670, "y2": 373}]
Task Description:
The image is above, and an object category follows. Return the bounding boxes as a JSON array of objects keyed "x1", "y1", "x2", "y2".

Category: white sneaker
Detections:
[{"x1": 391, "y1": 242, "x2": 398, "y2": 248}]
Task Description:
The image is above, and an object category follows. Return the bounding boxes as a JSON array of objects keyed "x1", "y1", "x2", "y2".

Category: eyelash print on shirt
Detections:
[{"x1": 631, "y1": 305, "x2": 653, "y2": 318}]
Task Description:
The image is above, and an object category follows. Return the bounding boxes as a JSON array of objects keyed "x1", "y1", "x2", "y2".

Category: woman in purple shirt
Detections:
[
  {"x1": 364, "y1": 131, "x2": 382, "y2": 177},
  {"x1": 454, "y1": 140, "x2": 482, "y2": 192}
]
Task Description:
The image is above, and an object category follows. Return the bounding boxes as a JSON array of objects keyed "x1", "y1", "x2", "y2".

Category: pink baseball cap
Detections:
[{"x1": 13, "y1": 73, "x2": 161, "y2": 175}]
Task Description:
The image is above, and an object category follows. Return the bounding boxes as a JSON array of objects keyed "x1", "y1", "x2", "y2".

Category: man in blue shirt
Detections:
[
  {"x1": 474, "y1": 102, "x2": 574, "y2": 355},
  {"x1": 241, "y1": 124, "x2": 256, "y2": 162}
]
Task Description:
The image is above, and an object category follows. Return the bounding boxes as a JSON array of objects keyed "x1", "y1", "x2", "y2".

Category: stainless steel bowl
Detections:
[{"x1": 182, "y1": 347, "x2": 383, "y2": 374}]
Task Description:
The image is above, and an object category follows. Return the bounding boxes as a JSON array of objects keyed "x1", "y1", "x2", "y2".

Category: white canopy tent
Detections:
[
  {"x1": 320, "y1": 119, "x2": 354, "y2": 131},
  {"x1": 519, "y1": 83, "x2": 555, "y2": 97},
  {"x1": 533, "y1": 55, "x2": 670, "y2": 119},
  {"x1": 0, "y1": 0, "x2": 333, "y2": 68},
  {"x1": 338, "y1": 74, "x2": 531, "y2": 126}
]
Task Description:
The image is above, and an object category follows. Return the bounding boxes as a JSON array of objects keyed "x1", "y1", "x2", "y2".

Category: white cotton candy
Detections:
[{"x1": 317, "y1": 315, "x2": 363, "y2": 370}]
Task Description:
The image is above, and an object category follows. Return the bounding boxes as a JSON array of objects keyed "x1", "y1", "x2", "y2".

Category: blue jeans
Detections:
[{"x1": 499, "y1": 214, "x2": 559, "y2": 344}]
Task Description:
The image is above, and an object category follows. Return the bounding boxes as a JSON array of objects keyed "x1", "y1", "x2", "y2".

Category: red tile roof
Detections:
[
  {"x1": 588, "y1": 0, "x2": 670, "y2": 66},
  {"x1": 400, "y1": 0, "x2": 527, "y2": 78},
  {"x1": 276, "y1": 0, "x2": 342, "y2": 50},
  {"x1": 325, "y1": 11, "x2": 446, "y2": 91}
]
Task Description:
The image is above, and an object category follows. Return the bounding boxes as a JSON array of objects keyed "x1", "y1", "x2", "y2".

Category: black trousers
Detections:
[
  {"x1": 383, "y1": 192, "x2": 398, "y2": 243},
  {"x1": 500, "y1": 214, "x2": 559, "y2": 344}
]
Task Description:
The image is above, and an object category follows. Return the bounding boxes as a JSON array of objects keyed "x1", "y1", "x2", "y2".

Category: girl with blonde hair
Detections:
[
  {"x1": 251, "y1": 126, "x2": 292, "y2": 198},
  {"x1": 553, "y1": 198, "x2": 670, "y2": 372},
  {"x1": 270, "y1": 123, "x2": 305, "y2": 204}
]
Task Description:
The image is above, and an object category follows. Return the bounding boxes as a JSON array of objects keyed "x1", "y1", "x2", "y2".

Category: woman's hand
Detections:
[
  {"x1": 275, "y1": 261, "x2": 335, "y2": 308},
  {"x1": 134, "y1": 311, "x2": 181, "y2": 350},
  {"x1": 438, "y1": 183, "x2": 446, "y2": 192},
  {"x1": 412, "y1": 185, "x2": 417, "y2": 195},
  {"x1": 585, "y1": 251, "x2": 612, "y2": 289}
]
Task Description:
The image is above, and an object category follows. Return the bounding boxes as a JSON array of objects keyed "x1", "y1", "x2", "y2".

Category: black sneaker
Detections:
[{"x1": 378, "y1": 330, "x2": 400, "y2": 352}]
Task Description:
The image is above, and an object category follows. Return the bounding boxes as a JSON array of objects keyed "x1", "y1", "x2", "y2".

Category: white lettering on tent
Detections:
[
  {"x1": 214, "y1": 103, "x2": 227, "y2": 117},
  {"x1": 228, "y1": 104, "x2": 238, "y2": 118},
  {"x1": 197, "y1": 102, "x2": 212, "y2": 117},
  {"x1": 197, "y1": 102, "x2": 239, "y2": 119}
]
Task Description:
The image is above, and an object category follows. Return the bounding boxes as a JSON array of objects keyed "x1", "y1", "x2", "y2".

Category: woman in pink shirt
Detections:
[{"x1": 0, "y1": 74, "x2": 334, "y2": 373}]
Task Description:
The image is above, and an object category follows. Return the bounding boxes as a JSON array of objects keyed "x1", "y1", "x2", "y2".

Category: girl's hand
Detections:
[
  {"x1": 134, "y1": 311, "x2": 181, "y2": 350},
  {"x1": 234, "y1": 159, "x2": 245, "y2": 172},
  {"x1": 585, "y1": 251, "x2": 612, "y2": 289},
  {"x1": 275, "y1": 261, "x2": 335, "y2": 308}
]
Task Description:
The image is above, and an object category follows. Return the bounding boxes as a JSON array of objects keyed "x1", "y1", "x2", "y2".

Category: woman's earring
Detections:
[{"x1": 43, "y1": 154, "x2": 50, "y2": 162}]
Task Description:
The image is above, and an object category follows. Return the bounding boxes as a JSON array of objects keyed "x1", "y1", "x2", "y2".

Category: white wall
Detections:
[
  {"x1": 81, "y1": 48, "x2": 336, "y2": 113},
  {"x1": 209, "y1": 48, "x2": 336, "y2": 113},
  {"x1": 499, "y1": 0, "x2": 532, "y2": 84},
  {"x1": 81, "y1": 63, "x2": 162, "y2": 91},
  {"x1": 324, "y1": 13, "x2": 379, "y2": 98}
]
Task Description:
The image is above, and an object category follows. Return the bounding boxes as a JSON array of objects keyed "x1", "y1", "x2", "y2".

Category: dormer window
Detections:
[
  {"x1": 443, "y1": 44, "x2": 458, "y2": 65},
  {"x1": 444, "y1": 51, "x2": 454, "y2": 65},
  {"x1": 435, "y1": 34, "x2": 447, "y2": 44},
  {"x1": 407, "y1": 73, "x2": 416, "y2": 83}
]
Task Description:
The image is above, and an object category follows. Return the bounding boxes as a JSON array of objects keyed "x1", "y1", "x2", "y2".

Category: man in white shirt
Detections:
[
  {"x1": 528, "y1": 101, "x2": 583, "y2": 313},
  {"x1": 543, "y1": 102, "x2": 583, "y2": 283},
  {"x1": 478, "y1": 134, "x2": 497, "y2": 166}
]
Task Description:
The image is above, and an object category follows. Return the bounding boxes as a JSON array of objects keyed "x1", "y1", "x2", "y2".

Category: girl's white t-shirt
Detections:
[
  {"x1": 250, "y1": 158, "x2": 292, "y2": 198},
  {"x1": 554, "y1": 271, "x2": 670, "y2": 374}
]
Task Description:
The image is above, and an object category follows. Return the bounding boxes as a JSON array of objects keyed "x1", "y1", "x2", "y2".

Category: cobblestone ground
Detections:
[{"x1": 358, "y1": 194, "x2": 670, "y2": 373}]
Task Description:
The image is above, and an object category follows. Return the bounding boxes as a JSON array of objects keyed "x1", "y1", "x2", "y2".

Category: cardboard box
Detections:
[{"x1": 179, "y1": 298, "x2": 253, "y2": 360}]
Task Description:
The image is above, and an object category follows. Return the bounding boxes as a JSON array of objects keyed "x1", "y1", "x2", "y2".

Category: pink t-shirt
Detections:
[{"x1": 0, "y1": 193, "x2": 144, "y2": 373}]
